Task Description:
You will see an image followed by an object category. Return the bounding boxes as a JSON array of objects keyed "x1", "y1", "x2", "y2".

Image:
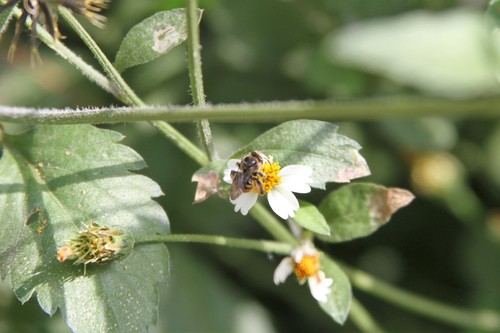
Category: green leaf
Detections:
[
  {"x1": 192, "y1": 120, "x2": 370, "y2": 202},
  {"x1": 233, "y1": 120, "x2": 370, "y2": 189},
  {"x1": 319, "y1": 183, "x2": 414, "y2": 243},
  {"x1": 114, "y1": 9, "x2": 202, "y2": 72},
  {"x1": 293, "y1": 201, "x2": 330, "y2": 235},
  {"x1": 487, "y1": 0, "x2": 500, "y2": 28},
  {"x1": 325, "y1": 9, "x2": 500, "y2": 98},
  {"x1": 318, "y1": 254, "x2": 352, "y2": 325},
  {"x1": 0, "y1": 3, "x2": 15, "y2": 36},
  {"x1": 0, "y1": 125, "x2": 169, "y2": 332},
  {"x1": 192, "y1": 120, "x2": 369, "y2": 202}
]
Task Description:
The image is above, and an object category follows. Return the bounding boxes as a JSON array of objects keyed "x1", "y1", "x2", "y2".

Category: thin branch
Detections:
[
  {"x1": 55, "y1": 8, "x2": 209, "y2": 166},
  {"x1": 134, "y1": 233, "x2": 293, "y2": 254},
  {"x1": 186, "y1": 0, "x2": 217, "y2": 160},
  {"x1": 58, "y1": 7, "x2": 144, "y2": 106},
  {"x1": 250, "y1": 203, "x2": 298, "y2": 246},
  {"x1": 350, "y1": 297, "x2": 389, "y2": 333},
  {"x1": 1, "y1": 96, "x2": 500, "y2": 125},
  {"x1": 343, "y1": 263, "x2": 500, "y2": 332}
]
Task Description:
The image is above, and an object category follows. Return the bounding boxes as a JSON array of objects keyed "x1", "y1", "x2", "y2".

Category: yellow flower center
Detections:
[
  {"x1": 259, "y1": 162, "x2": 281, "y2": 194},
  {"x1": 294, "y1": 254, "x2": 320, "y2": 281}
]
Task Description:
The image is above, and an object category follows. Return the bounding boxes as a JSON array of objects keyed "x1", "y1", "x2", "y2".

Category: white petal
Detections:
[
  {"x1": 275, "y1": 185, "x2": 300, "y2": 211},
  {"x1": 308, "y1": 272, "x2": 333, "y2": 303},
  {"x1": 290, "y1": 240, "x2": 318, "y2": 263},
  {"x1": 231, "y1": 191, "x2": 258, "y2": 215},
  {"x1": 279, "y1": 165, "x2": 312, "y2": 178},
  {"x1": 267, "y1": 186, "x2": 299, "y2": 219},
  {"x1": 279, "y1": 180, "x2": 311, "y2": 194},
  {"x1": 273, "y1": 257, "x2": 295, "y2": 285},
  {"x1": 290, "y1": 247, "x2": 304, "y2": 263},
  {"x1": 223, "y1": 171, "x2": 233, "y2": 184},
  {"x1": 279, "y1": 165, "x2": 313, "y2": 193},
  {"x1": 223, "y1": 159, "x2": 240, "y2": 184},
  {"x1": 227, "y1": 159, "x2": 240, "y2": 169}
]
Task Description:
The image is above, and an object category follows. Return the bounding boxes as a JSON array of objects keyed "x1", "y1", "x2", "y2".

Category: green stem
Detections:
[
  {"x1": 150, "y1": 120, "x2": 209, "y2": 166},
  {"x1": 343, "y1": 264, "x2": 500, "y2": 332},
  {"x1": 56, "y1": 8, "x2": 209, "y2": 166},
  {"x1": 350, "y1": 297, "x2": 389, "y2": 333},
  {"x1": 135, "y1": 233, "x2": 292, "y2": 254},
  {"x1": 186, "y1": 0, "x2": 217, "y2": 160},
  {"x1": 250, "y1": 202, "x2": 298, "y2": 245},
  {"x1": 2, "y1": 95, "x2": 500, "y2": 125},
  {"x1": 58, "y1": 7, "x2": 143, "y2": 106}
]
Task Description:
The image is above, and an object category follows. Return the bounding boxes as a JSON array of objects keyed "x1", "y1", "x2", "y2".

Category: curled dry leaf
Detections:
[
  {"x1": 370, "y1": 187, "x2": 416, "y2": 224},
  {"x1": 192, "y1": 170, "x2": 221, "y2": 203}
]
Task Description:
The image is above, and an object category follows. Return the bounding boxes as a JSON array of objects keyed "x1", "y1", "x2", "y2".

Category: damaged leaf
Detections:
[
  {"x1": 319, "y1": 183, "x2": 414, "y2": 243},
  {"x1": 114, "y1": 9, "x2": 202, "y2": 72}
]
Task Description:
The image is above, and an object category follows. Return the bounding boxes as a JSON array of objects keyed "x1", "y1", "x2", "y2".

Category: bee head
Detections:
[{"x1": 243, "y1": 156, "x2": 258, "y2": 167}]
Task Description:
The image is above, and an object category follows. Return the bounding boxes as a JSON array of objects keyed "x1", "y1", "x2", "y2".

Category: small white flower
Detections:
[
  {"x1": 273, "y1": 241, "x2": 333, "y2": 303},
  {"x1": 224, "y1": 153, "x2": 312, "y2": 219}
]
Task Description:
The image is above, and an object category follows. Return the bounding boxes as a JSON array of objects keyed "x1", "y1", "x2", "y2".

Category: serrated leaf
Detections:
[
  {"x1": 232, "y1": 120, "x2": 370, "y2": 189},
  {"x1": 318, "y1": 254, "x2": 352, "y2": 325},
  {"x1": 0, "y1": 125, "x2": 170, "y2": 333},
  {"x1": 293, "y1": 201, "x2": 330, "y2": 235},
  {"x1": 319, "y1": 183, "x2": 414, "y2": 243},
  {"x1": 0, "y1": 3, "x2": 15, "y2": 36},
  {"x1": 114, "y1": 9, "x2": 202, "y2": 72},
  {"x1": 326, "y1": 9, "x2": 499, "y2": 98}
]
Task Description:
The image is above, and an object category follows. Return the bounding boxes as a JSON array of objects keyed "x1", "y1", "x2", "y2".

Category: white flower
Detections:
[
  {"x1": 273, "y1": 241, "x2": 333, "y2": 303},
  {"x1": 223, "y1": 153, "x2": 312, "y2": 219}
]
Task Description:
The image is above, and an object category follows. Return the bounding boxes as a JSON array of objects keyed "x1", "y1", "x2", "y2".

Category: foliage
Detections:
[
  {"x1": 1, "y1": 0, "x2": 500, "y2": 333},
  {"x1": 0, "y1": 125, "x2": 169, "y2": 332}
]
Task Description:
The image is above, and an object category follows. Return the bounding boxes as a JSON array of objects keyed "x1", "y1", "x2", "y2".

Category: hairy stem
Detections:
[
  {"x1": 151, "y1": 120, "x2": 209, "y2": 166},
  {"x1": 58, "y1": 7, "x2": 143, "y2": 106},
  {"x1": 2, "y1": 96, "x2": 500, "y2": 125},
  {"x1": 135, "y1": 233, "x2": 292, "y2": 254},
  {"x1": 186, "y1": 0, "x2": 217, "y2": 160}
]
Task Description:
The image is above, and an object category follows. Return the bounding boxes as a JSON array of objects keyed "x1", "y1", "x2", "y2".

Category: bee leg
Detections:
[
  {"x1": 243, "y1": 177, "x2": 254, "y2": 191},
  {"x1": 254, "y1": 180, "x2": 266, "y2": 196},
  {"x1": 254, "y1": 171, "x2": 266, "y2": 178}
]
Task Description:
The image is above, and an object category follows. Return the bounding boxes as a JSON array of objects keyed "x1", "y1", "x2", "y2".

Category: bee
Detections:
[{"x1": 230, "y1": 151, "x2": 267, "y2": 200}]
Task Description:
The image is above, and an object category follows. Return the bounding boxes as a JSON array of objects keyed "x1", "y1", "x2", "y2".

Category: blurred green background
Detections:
[{"x1": 1, "y1": 0, "x2": 500, "y2": 332}]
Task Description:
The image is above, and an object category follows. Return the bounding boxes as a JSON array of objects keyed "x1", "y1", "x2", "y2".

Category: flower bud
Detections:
[{"x1": 57, "y1": 224, "x2": 134, "y2": 265}]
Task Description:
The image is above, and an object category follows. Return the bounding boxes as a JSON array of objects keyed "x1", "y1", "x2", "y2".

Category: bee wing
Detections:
[{"x1": 230, "y1": 173, "x2": 244, "y2": 200}]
